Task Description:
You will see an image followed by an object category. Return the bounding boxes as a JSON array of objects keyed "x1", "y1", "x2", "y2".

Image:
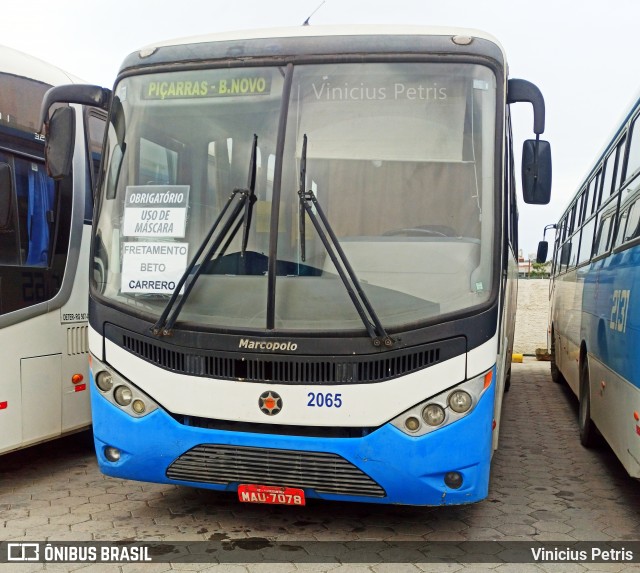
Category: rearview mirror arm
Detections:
[
  {"x1": 507, "y1": 78, "x2": 546, "y2": 135},
  {"x1": 39, "y1": 84, "x2": 111, "y2": 132}
]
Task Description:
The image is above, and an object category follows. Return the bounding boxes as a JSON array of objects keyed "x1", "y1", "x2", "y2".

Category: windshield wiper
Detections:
[
  {"x1": 152, "y1": 134, "x2": 258, "y2": 336},
  {"x1": 297, "y1": 134, "x2": 393, "y2": 348},
  {"x1": 241, "y1": 135, "x2": 258, "y2": 257}
]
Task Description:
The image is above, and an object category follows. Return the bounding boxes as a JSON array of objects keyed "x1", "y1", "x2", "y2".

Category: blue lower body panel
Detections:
[{"x1": 90, "y1": 376, "x2": 496, "y2": 506}]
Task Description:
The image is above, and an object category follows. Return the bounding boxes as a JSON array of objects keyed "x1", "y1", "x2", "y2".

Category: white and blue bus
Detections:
[
  {"x1": 41, "y1": 26, "x2": 551, "y2": 505},
  {"x1": 541, "y1": 91, "x2": 640, "y2": 478},
  {"x1": 0, "y1": 45, "x2": 105, "y2": 454}
]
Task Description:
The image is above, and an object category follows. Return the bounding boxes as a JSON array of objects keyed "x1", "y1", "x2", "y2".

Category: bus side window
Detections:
[
  {"x1": 614, "y1": 208, "x2": 629, "y2": 249},
  {"x1": 0, "y1": 155, "x2": 55, "y2": 268},
  {"x1": 0, "y1": 161, "x2": 20, "y2": 265},
  {"x1": 601, "y1": 146, "x2": 620, "y2": 200},
  {"x1": 613, "y1": 136, "x2": 627, "y2": 194},
  {"x1": 84, "y1": 110, "x2": 106, "y2": 223},
  {"x1": 580, "y1": 186, "x2": 590, "y2": 222},
  {"x1": 559, "y1": 240, "x2": 571, "y2": 273},
  {"x1": 594, "y1": 214, "x2": 613, "y2": 257},
  {"x1": 624, "y1": 198, "x2": 640, "y2": 242},
  {"x1": 625, "y1": 117, "x2": 640, "y2": 182},
  {"x1": 568, "y1": 232, "x2": 579, "y2": 268},
  {"x1": 568, "y1": 204, "x2": 577, "y2": 235},
  {"x1": 578, "y1": 217, "x2": 596, "y2": 264},
  {"x1": 592, "y1": 171, "x2": 603, "y2": 212}
]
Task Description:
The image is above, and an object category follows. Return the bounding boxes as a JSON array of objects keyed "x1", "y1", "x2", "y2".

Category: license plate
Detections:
[{"x1": 238, "y1": 484, "x2": 306, "y2": 506}]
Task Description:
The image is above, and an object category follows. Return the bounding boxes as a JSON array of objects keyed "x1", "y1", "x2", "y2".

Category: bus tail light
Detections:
[
  {"x1": 90, "y1": 354, "x2": 158, "y2": 418},
  {"x1": 391, "y1": 368, "x2": 493, "y2": 436}
]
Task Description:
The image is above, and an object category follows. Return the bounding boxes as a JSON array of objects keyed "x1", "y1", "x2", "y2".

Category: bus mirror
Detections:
[
  {"x1": 507, "y1": 78, "x2": 546, "y2": 135},
  {"x1": 522, "y1": 139, "x2": 552, "y2": 205},
  {"x1": 0, "y1": 162, "x2": 14, "y2": 228},
  {"x1": 536, "y1": 241, "x2": 548, "y2": 263},
  {"x1": 45, "y1": 106, "x2": 76, "y2": 180}
]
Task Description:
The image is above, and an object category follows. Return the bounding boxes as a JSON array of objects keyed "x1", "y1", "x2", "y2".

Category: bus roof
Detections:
[
  {"x1": 141, "y1": 25, "x2": 504, "y2": 51},
  {"x1": 0, "y1": 44, "x2": 82, "y2": 86},
  {"x1": 120, "y1": 25, "x2": 507, "y2": 76}
]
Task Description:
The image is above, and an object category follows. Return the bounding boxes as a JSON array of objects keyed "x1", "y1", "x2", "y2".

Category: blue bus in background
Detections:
[{"x1": 544, "y1": 91, "x2": 640, "y2": 478}]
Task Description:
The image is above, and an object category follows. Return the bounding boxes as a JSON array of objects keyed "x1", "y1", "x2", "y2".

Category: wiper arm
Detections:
[
  {"x1": 152, "y1": 134, "x2": 258, "y2": 336},
  {"x1": 298, "y1": 134, "x2": 308, "y2": 262},
  {"x1": 297, "y1": 134, "x2": 393, "y2": 348},
  {"x1": 241, "y1": 134, "x2": 258, "y2": 257}
]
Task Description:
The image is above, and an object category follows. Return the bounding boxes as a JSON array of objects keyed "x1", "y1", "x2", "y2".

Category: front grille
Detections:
[
  {"x1": 120, "y1": 332, "x2": 455, "y2": 385},
  {"x1": 173, "y1": 414, "x2": 379, "y2": 438},
  {"x1": 166, "y1": 444, "x2": 386, "y2": 497}
]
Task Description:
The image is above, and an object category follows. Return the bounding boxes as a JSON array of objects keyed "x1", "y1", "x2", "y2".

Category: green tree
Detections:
[{"x1": 529, "y1": 261, "x2": 549, "y2": 278}]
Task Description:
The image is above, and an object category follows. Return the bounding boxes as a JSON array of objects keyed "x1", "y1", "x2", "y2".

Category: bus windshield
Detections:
[{"x1": 93, "y1": 62, "x2": 497, "y2": 333}]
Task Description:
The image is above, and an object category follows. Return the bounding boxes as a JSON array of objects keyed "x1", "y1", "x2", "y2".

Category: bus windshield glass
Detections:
[{"x1": 93, "y1": 62, "x2": 497, "y2": 333}]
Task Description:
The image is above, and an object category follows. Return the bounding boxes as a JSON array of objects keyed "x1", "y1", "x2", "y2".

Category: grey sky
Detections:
[{"x1": 7, "y1": 0, "x2": 639, "y2": 256}]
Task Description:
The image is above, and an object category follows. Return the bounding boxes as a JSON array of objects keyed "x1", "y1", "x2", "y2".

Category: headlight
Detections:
[
  {"x1": 390, "y1": 368, "x2": 493, "y2": 436},
  {"x1": 132, "y1": 399, "x2": 146, "y2": 414},
  {"x1": 422, "y1": 404, "x2": 445, "y2": 426},
  {"x1": 95, "y1": 371, "x2": 113, "y2": 392},
  {"x1": 91, "y1": 354, "x2": 159, "y2": 418},
  {"x1": 114, "y1": 385, "x2": 133, "y2": 406},
  {"x1": 448, "y1": 390, "x2": 472, "y2": 413},
  {"x1": 404, "y1": 416, "x2": 421, "y2": 432}
]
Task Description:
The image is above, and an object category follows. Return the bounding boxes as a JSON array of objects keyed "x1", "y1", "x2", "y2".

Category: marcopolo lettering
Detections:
[{"x1": 239, "y1": 339, "x2": 298, "y2": 351}]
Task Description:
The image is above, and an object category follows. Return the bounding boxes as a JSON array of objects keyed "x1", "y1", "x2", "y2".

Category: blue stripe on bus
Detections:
[
  {"x1": 90, "y1": 371, "x2": 496, "y2": 506},
  {"x1": 582, "y1": 243, "x2": 640, "y2": 389}
]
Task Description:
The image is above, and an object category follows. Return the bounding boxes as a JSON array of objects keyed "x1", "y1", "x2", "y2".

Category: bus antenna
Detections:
[{"x1": 303, "y1": 1, "x2": 326, "y2": 25}]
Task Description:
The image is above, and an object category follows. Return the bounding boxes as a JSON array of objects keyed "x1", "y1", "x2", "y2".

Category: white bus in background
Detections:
[{"x1": 0, "y1": 45, "x2": 105, "y2": 454}]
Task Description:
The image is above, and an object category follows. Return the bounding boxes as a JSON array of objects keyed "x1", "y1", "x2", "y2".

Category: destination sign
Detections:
[
  {"x1": 143, "y1": 75, "x2": 272, "y2": 100},
  {"x1": 123, "y1": 185, "x2": 189, "y2": 238}
]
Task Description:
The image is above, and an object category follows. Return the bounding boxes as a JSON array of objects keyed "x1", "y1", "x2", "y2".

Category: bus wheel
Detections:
[
  {"x1": 579, "y1": 358, "x2": 597, "y2": 448},
  {"x1": 550, "y1": 329, "x2": 565, "y2": 384},
  {"x1": 504, "y1": 367, "x2": 511, "y2": 392}
]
